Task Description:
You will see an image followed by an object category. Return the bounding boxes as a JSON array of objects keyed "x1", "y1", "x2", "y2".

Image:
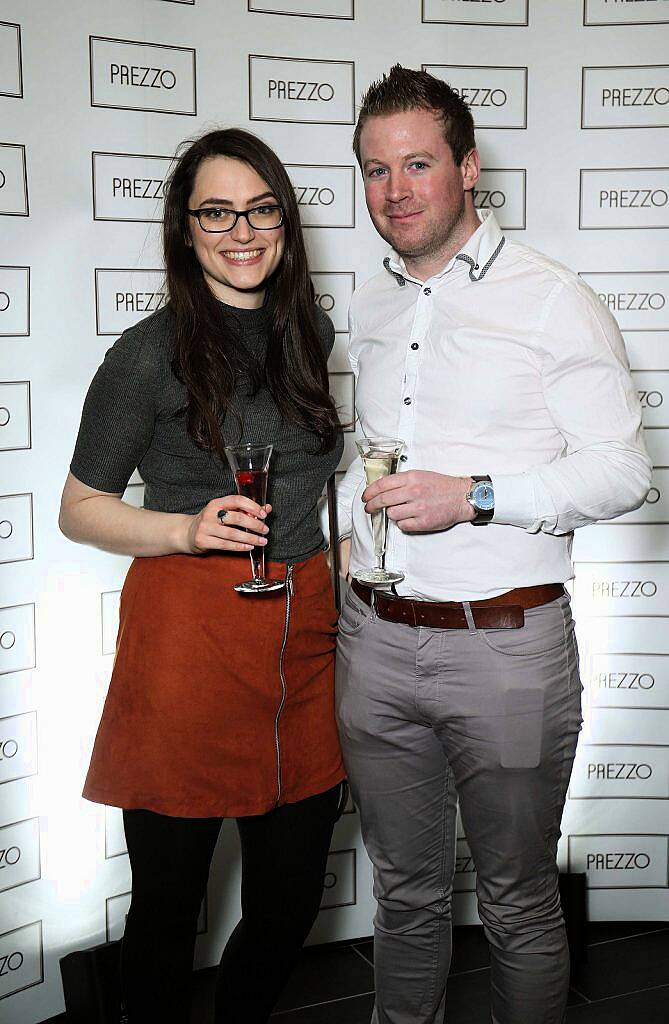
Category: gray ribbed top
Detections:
[{"x1": 70, "y1": 301, "x2": 344, "y2": 563}]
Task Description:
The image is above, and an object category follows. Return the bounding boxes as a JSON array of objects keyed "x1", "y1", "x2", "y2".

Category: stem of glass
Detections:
[
  {"x1": 373, "y1": 509, "x2": 387, "y2": 572},
  {"x1": 250, "y1": 546, "x2": 265, "y2": 584}
]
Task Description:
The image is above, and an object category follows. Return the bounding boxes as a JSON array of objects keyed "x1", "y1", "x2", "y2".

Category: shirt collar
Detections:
[{"x1": 383, "y1": 209, "x2": 505, "y2": 287}]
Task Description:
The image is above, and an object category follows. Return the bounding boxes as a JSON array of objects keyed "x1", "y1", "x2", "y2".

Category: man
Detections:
[{"x1": 335, "y1": 65, "x2": 650, "y2": 1024}]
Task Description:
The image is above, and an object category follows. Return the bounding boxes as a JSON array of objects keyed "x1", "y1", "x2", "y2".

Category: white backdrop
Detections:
[{"x1": 1, "y1": 1, "x2": 668, "y2": 1021}]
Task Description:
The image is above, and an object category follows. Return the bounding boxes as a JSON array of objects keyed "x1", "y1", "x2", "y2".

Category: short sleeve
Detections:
[{"x1": 69, "y1": 325, "x2": 159, "y2": 493}]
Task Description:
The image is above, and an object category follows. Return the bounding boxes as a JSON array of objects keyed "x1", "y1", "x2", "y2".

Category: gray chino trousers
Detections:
[{"x1": 335, "y1": 586, "x2": 582, "y2": 1024}]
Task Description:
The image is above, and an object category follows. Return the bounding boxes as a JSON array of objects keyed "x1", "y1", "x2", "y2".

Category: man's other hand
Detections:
[{"x1": 362, "y1": 471, "x2": 475, "y2": 533}]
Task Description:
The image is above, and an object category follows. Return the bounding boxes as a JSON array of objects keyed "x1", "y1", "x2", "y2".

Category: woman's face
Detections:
[{"x1": 187, "y1": 156, "x2": 285, "y2": 308}]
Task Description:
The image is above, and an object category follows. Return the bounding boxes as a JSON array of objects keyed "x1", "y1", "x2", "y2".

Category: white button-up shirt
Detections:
[{"x1": 337, "y1": 210, "x2": 651, "y2": 601}]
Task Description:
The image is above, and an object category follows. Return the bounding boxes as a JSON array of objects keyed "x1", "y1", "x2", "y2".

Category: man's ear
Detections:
[{"x1": 461, "y1": 148, "x2": 480, "y2": 193}]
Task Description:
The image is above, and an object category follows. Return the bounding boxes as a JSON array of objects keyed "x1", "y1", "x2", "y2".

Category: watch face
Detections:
[{"x1": 473, "y1": 482, "x2": 494, "y2": 511}]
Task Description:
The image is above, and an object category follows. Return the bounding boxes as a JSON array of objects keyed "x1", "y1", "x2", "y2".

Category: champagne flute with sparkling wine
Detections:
[
  {"x1": 353, "y1": 437, "x2": 405, "y2": 587},
  {"x1": 224, "y1": 443, "x2": 284, "y2": 594}
]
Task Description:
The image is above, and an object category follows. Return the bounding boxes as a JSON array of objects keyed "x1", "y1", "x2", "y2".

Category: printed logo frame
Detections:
[
  {"x1": 248, "y1": 0, "x2": 354, "y2": 18},
  {"x1": 0, "y1": 143, "x2": 29, "y2": 217},
  {"x1": 421, "y1": 0, "x2": 529, "y2": 26},
  {"x1": 0, "y1": 22, "x2": 22, "y2": 98},
  {"x1": 567, "y1": 833, "x2": 669, "y2": 888},
  {"x1": 581, "y1": 66, "x2": 669, "y2": 130},
  {"x1": 584, "y1": 0, "x2": 669, "y2": 26},
  {"x1": 579, "y1": 167, "x2": 669, "y2": 230},
  {"x1": 248, "y1": 55, "x2": 355, "y2": 125},
  {"x1": 89, "y1": 36, "x2": 197, "y2": 116},
  {"x1": 92, "y1": 152, "x2": 173, "y2": 223},
  {"x1": 0, "y1": 921, "x2": 44, "y2": 1001},
  {"x1": 0, "y1": 266, "x2": 30, "y2": 336},
  {"x1": 421, "y1": 65, "x2": 528, "y2": 130}
]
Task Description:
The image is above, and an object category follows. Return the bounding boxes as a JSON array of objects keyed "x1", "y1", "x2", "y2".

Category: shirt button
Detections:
[
  {"x1": 400, "y1": 454, "x2": 408, "y2": 463},
  {"x1": 423, "y1": 287, "x2": 431, "y2": 295},
  {"x1": 403, "y1": 397, "x2": 412, "y2": 406},
  {"x1": 411, "y1": 342, "x2": 419, "y2": 350}
]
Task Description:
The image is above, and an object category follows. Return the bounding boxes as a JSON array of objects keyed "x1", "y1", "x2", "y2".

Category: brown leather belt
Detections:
[{"x1": 350, "y1": 579, "x2": 565, "y2": 630}]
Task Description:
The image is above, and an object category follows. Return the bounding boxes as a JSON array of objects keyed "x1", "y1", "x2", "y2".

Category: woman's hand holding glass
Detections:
[{"x1": 184, "y1": 495, "x2": 271, "y2": 555}]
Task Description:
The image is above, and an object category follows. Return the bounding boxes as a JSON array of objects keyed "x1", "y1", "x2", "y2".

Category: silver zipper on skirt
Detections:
[{"x1": 275, "y1": 563, "x2": 294, "y2": 805}]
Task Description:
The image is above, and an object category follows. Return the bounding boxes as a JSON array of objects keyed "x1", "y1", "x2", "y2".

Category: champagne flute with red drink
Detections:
[{"x1": 224, "y1": 443, "x2": 285, "y2": 594}]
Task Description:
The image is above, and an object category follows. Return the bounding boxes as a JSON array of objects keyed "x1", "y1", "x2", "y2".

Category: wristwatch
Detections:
[{"x1": 466, "y1": 475, "x2": 494, "y2": 525}]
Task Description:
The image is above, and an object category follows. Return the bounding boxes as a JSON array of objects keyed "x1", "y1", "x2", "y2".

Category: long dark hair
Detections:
[{"x1": 163, "y1": 128, "x2": 340, "y2": 455}]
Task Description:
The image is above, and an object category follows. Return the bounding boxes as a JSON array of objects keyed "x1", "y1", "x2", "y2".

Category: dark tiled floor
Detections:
[
  {"x1": 273, "y1": 945, "x2": 374, "y2": 1012},
  {"x1": 263, "y1": 923, "x2": 669, "y2": 1023},
  {"x1": 46, "y1": 922, "x2": 669, "y2": 1022}
]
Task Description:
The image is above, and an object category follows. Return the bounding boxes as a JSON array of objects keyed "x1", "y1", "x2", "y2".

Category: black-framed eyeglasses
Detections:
[{"x1": 187, "y1": 205, "x2": 285, "y2": 233}]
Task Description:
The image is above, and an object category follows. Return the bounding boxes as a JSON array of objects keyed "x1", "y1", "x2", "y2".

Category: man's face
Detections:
[{"x1": 359, "y1": 108, "x2": 479, "y2": 276}]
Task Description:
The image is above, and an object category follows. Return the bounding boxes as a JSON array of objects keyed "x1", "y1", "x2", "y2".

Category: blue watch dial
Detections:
[{"x1": 473, "y1": 482, "x2": 494, "y2": 511}]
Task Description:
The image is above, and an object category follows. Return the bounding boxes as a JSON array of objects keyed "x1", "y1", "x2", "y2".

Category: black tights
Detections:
[{"x1": 121, "y1": 784, "x2": 343, "y2": 1023}]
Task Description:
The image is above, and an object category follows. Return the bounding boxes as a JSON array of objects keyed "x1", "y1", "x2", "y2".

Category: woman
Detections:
[{"x1": 59, "y1": 128, "x2": 345, "y2": 1023}]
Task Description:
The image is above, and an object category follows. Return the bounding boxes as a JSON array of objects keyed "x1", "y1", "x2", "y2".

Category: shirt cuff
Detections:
[
  {"x1": 318, "y1": 494, "x2": 352, "y2": 546},
  {"x1": 318, "y1": 495, "x2": 331, "y2": 545},
  {"x1": 491, "y1": 472, "x2": 538, "y2": 530}
]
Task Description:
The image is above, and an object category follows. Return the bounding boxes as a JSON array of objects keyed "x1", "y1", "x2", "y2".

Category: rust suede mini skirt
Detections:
[{"x1": 83, "y1": 550, "x2": 345, "y2": 818}]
